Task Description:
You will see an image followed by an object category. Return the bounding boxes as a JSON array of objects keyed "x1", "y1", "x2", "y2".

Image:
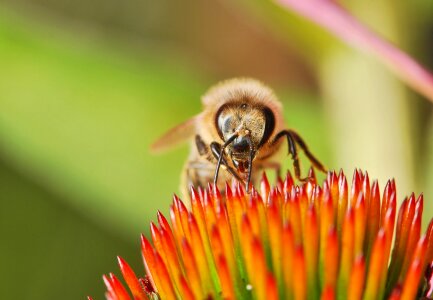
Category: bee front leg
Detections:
[
  {"x1": 195, "y1": 134, "x2": 244, "y2": 184},
  {"x1": 209, "y1": 142, "x2": 244, "y2": 184}
]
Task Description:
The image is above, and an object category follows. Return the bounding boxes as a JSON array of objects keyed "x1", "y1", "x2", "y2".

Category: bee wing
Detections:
[{"x1": 150, "y1": 115, "x2": 198, "y2": 153}]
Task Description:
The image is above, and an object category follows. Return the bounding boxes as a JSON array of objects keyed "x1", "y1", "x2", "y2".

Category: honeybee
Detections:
[{"x1": 151, "y1": 78, "x2": 326, "y2": 195}]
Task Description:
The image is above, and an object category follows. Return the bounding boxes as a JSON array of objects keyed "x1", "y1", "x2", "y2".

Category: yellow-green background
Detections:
[{"x1": 0, "y1": 1, "x2": 432, "y2": 299}]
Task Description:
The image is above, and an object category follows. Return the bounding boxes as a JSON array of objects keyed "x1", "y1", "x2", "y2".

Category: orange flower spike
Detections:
[
  {"x1": 160, "y1": 227, "x2": 183, "y2": 291},
  {"x1": 337, "y1": 172, "x2": 348, "y2": 234},
  {"x1": 423, "y1": 220, "x2": 433, "y2": 272},
  {"x1": 320, "y1": 286, "x2": 335, "y2": 300},
  {"x1": 354, "y1": 193, "x2": 366, "y2": 256},
  {"x1": 399, "y1": 211, "x2": 422, "y2": 282},
  {"x1": 400, "y1": 259, "x2": 423, "y2": 300},
  {"x1": 282, "y1": 223, "x2": 295, "y2": 297},
  {"x1": 364, "y1": 229, "x2": 387, "y2": 300},
  {"x1": 109, "y1": 273, "x2": 132, "y2": 300},
  {"x1": 188, "y1": 213, "x2": 215, "y2": 295},
  {"x1": 157, "y1": 211, "x2": 178, "y2": 254},
  {"x1": 293, "y1": 245, "x2": 307, "y2": 300},
  {"x1": 216, "y1": 256, "x2": 236, "y2": 300},
  {"x1": 347, "y1": 255, "x2": 365, "y2": 300},
  {"x1": 326, "y1": 171, "x2": 338, "y2": 209},
  {"x1": 261, "y1": 172, "x2": 271, "y2": 205},
  {"x1": 149, "y1": 223, "x2": 165, "y2": 265},
  {"x1": 226, "y1": 183, "x2": 245, "y2": 255},
  {"x1": 350, "y1": 169, "x2": 362, "y2": 207},
  {"x1": 202, "y1": 189, "x2": 217, "y2": 234},
  {"x1": 117, "y1": 256, "x2": 148, "y2": 300},
  {"x1": 381, "y1": 180, "x2": 396, "y2": 225},
  {"x1": 365, "y1": 180, "x2": 381, "y2": 256},
  {"x1": 169, "y1": 203, "x2": 184, "y2": 248},
  {"x1": 250, "y1": 238, "x2": 268, "y2": 300},
  {"x1": 337, "y1": 208, "x2": 355, "y2": 298},
  {"x1": 154, "y1": 253, "x2": 177, "y2": 300},
  {"x1": 240, "y1": 215, "x2": 254, "y2": 282},
  {"x1": 324, "y1": 228, "x2": 339, "y2": 292},
  {"x1": 362, "y1": 171, "x2": 371, "y2": 205},
  {"x1": 180, "y1": 239, "x2": 203, "y2": 298},
  {"x1": 176, "y1": 197, "x2": 192, "y2": 243},
  {"x1": 178, "y1": 275, "x2": 195, "y2": 300},
  {"x1": 286, "y1": 190, "x2": 303, "y2": 245},
  {"x1": 267, "y1": 195, "x2": 283, "y2": 287},
  {"x1": 304, "y1": 205, "x2": 319, "y2": 296},
  {"x1": 266, "y1": 272, "x2": 279, "y2": 300},
  {"x1": 190, "y1": 187, "x2": 206, "y2": 239},
  {"x1": 388, "y1": 195, "x2": 416, "y2": 288},
  {"x1": 246, "y1": 191, "x2": 261, "y2": 237}
]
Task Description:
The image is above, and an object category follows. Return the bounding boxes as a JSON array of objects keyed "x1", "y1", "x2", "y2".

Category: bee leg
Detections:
[
  {"x1": 209, "y1": 142, "x2": 244, "y2": 184},
  {"x1": 288, "y1": 130, "x2": 327, "y2": 173},
  {"x1": 272, "y1": 130, "x2": 309, "y2": 182}
]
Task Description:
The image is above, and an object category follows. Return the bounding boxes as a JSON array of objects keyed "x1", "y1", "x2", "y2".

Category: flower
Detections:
[{"x1": 95, "y1": 169, "x2": 433, "y2": 299}]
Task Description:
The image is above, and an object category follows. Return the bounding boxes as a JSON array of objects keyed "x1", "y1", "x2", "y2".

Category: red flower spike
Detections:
[
  {"x1": 320, "y1": 286, "x2": 335, "y2": 300},
  {"x1": 140, "y1": 235, "x2": 158, "y2": 293},
  {"x1": 266, "y1": 272, "x2": 279, "y2": 300},
  {"x1": 216, "y1": 256, "x2": 236, "y2": 300},
  {"x1": 283, "y1": 171, "x2": 294, "y2": 197},
  {"x1": 103, "y1": 274, "x2": 116, "y2": 300},
  {"x1": 109, "y1": 273, "x2": 131, "y2": 300},
  {"x1": 308, "y1": 167, "x2": 317, "y2": 185},
  {"x1": 87, "y1": 297, "x2": 93, "y2": 300},
  {"x1": 260, "y1": 172, "x2": 270, "y2": 205},
  {"x1": 117, "y1": 256, "x2": 148, "y2": 300},
  {"x1": 276, "y1": 175, "x2": 284, "y2": 192},
  {"x1": 348, "y1": 255, "x2": 365, "y2": 300},
  {"x1": 179, "y1": 275, "x2": 194, "y2": 300}
]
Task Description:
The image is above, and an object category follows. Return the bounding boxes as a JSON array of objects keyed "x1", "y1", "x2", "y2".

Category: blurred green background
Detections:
[{"x1": 0, "y1": 0, "x2": 432, "y2": 299}]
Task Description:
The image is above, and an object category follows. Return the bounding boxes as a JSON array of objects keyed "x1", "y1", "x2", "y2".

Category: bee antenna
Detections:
[{"x1": 213, "y1": 133, "x2": 238, "y2": 188}]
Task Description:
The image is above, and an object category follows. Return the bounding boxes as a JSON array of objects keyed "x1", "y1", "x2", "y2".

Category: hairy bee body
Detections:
[{"x1": 152, "y1": 78, "x2": 325, "y2": 196}]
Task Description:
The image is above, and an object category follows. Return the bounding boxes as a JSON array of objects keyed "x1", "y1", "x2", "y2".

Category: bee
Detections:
[{"x1": 151, "y1": 78, "x2": 326, "y2": 195}]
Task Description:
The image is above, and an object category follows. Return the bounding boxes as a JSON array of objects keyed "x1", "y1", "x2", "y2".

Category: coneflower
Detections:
[{"x1": 92, "y1": 169, "x2": 433, "y2": 300}]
